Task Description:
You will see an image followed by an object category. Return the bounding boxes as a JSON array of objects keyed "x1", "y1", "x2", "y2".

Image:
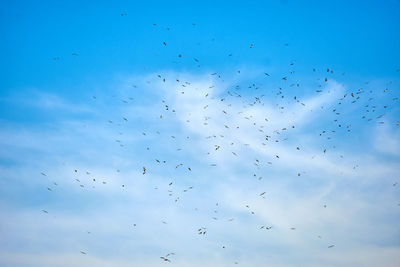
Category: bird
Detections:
[{"x1": 160, "y1": 257, "x2": 171, "y2": 262}]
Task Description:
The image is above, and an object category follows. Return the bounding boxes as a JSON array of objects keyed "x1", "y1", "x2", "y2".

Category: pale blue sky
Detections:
[{"x1": 1, "y1": 1, "x2": 400, "y2": 266}]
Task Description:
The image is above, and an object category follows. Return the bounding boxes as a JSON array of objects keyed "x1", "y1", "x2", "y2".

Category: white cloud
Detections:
[
  {"x1": 374, "y1": 123, "x2": 400, "y2": 156},
  {"x1": 0, "y1": 72, "x2": 399, "y2": 266}
]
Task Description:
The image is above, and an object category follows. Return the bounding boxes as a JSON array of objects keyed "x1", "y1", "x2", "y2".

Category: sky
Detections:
[{"x1": 0, "y1": 0, "x2": 400, "y2": 266}]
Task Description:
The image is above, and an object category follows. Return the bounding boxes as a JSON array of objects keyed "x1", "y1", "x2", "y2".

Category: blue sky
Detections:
[{"x1": 1, "y1": 0, "x2": 400, "y2": 266}]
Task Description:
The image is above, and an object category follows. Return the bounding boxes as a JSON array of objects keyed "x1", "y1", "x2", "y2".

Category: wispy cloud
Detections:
[{"x1": 0, "y1": 71, "x2": 399, "y2": 266}]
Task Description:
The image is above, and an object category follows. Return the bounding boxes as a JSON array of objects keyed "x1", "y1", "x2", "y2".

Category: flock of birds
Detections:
[{"x1": 41, "y1": 16, "x2": 400, "y2": 265}]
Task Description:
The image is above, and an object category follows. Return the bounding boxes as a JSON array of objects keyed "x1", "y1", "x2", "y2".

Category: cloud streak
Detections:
[{"x1": 0, "y1": 71, "x2": 399, "y2": 266}]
